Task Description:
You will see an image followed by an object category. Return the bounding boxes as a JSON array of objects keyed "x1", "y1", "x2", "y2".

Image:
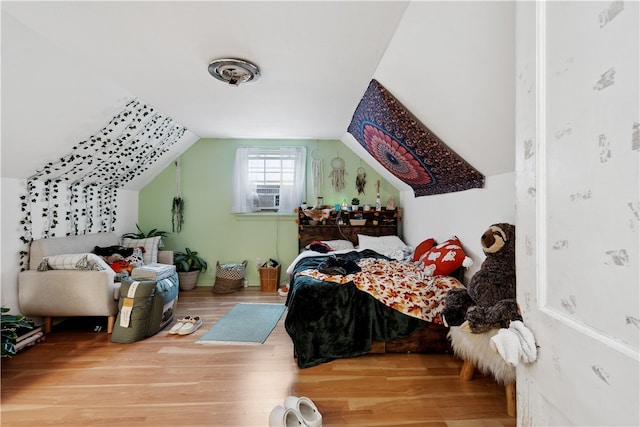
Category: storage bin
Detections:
[
  {"x1": 259, "y1": 265, "x2": 281, "y2": 292},
  {"x1": 213, "y1": 260, "x2": 247, "y2": 294}
]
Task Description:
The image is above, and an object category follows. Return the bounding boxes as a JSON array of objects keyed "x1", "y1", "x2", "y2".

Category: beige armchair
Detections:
[{"x1": 18, "y1": 232, "x2": 173, "y2": 334}]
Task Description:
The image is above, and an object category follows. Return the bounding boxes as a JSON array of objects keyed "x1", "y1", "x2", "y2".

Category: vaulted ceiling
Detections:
[
  {"x1": 1, "y1": 1, "x2": 515, "y2": 192},
  {"x1": 1, "y1": 1, "x2": 409, "y2": 190}
]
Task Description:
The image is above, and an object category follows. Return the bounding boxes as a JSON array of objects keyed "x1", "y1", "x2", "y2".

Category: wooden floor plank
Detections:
[{"x1": 1, "y1": 287, "x2": 515, "y2": 426}]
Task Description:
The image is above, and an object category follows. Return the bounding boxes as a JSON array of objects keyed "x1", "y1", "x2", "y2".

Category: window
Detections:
[{"x1": 232, "y1": 146, "x2": 306, "y2": 213}]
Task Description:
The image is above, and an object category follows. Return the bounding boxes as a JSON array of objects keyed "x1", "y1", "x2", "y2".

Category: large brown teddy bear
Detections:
[{"x1": 442, "y1": 223, "x2": 521, "y2": 333}]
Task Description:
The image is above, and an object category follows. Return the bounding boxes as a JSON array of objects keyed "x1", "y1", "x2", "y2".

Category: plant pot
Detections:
[{"x1": 178, "y1": 270, "x2": 200, "y2": 291}]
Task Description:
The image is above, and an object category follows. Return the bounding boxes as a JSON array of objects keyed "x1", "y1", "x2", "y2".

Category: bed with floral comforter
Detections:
[{"x1": 284, "y1": 249, "x2": 464, "y2": 368}]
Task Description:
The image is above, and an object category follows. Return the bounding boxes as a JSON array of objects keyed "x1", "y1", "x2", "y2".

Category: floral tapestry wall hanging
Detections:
[{"x1": 347, "y1": 79, "x2": 484, "y2": 196}]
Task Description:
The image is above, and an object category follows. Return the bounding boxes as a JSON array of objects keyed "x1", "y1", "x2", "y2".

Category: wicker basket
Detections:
[
  {"x1": 259, "y1": 265, "x2": 281, "y2": 292},
  {"x1": 212, "y1": 260, "x2": 247, "y2": 294}
]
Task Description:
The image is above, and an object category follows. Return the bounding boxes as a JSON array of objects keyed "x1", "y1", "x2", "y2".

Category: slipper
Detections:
[
  {"x1": 284, "y1": 396, "x2": 322, "y2": 427},
  {"x1": 178, "y1": 316, "x2": 202, "y2": 335},
  {"x1": 269, "y1": 405, "x2": 304, "y2": 426},
  {"x1": 490, "y1": 328, "x2": 520, "y2": 367},
  {"x1": 509, "y1": 320, "x2": 537, "y2": 363},
  {"x1": 168, "y1": 316, "x2": 191, "y2": 335}
]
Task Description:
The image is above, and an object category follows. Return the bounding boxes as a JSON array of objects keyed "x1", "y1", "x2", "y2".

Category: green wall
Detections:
[{"x1": 138, "y1": 138, "x2": 399, "y2": 287}]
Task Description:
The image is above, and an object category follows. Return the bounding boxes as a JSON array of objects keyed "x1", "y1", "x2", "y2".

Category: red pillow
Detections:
[
  {"x1": 412, "y1": 238, "x2": 436, "y2": 262},
  {"x1": 418, "y1": 236, "x2": 466, "y2": 276}
]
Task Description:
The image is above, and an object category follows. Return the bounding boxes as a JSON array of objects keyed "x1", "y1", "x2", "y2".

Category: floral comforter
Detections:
[
  {"x1": 284, "y1": 249, "x2": 465, "y2": 368},
  {"x1": 297, "y1": 257, "x2": 463, "y2": 324}
]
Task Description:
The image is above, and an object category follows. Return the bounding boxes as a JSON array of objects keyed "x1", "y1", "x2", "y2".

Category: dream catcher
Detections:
[
  {"x1": 329, "y1": 156, "x2": 345, "y2": 192},
  {"x1": 172, "y1": 158, "x2": 184, "y2": 233},
  {"x1": 311, "y1": 148, "x2": 323, "y2": 201},
  {"x1": 356, "y1": 167, "x2": 367, "y2": 195}
]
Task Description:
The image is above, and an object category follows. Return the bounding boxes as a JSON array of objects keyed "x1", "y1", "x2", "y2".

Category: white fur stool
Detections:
[{"x1": 448, "y1": 325, "x2": 516, "y2": 416}]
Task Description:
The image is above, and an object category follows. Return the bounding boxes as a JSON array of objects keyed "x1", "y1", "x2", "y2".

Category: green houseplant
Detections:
[
  {"x1": 174, "y1": 248, "x2": 208, "y2": 291},
  {"x1": 351, "y1": 197, "x2": 360, "y2": 211},
  {"x1": 121, "y1": 223, "x2": 169, "y2": 239},
  {"x1": 1, "y1": 307, "x2": 33, "y2": 358}
]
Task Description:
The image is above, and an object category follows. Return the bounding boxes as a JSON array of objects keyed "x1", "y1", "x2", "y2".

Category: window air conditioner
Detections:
[{"x1": 256, "y1": 185, "x2": 280, "y2": 210}]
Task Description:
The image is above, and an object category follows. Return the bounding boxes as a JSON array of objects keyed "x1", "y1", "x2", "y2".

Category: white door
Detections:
[{"x1": 515, "y1": 2, "x2": 639, "y2": 426}]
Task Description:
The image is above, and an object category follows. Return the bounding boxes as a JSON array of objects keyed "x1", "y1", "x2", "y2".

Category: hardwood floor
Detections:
[{"x1": 1, "y1": 288, "x2": 515, "y2": 427}]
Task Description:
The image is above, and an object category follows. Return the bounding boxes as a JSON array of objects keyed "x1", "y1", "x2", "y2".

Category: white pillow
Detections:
[
  {"x1": 122, "y1": 236, "x2": 161, "y2": 265},
  {"x1": 357, "y1": 234, "x2": 412, "y2": 260},
  {"x1": 42, "y1": 253, "x2": 110, "y2": 271},
  {"x1": 323, "y1": 239, "x2": 355, "y2": 251},
  {"x1": 305, "y1": 239, "x2": 355, "y2": 251}
]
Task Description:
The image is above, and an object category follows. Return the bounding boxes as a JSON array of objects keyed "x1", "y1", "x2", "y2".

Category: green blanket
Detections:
[{"x1": 285, "y1": 250, "x2": 433, "y2": 368}]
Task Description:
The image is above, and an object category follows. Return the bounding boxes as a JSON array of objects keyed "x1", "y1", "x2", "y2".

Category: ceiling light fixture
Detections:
[{"x1": 208, "y1": 58, "x2": 261, "y2": 86}]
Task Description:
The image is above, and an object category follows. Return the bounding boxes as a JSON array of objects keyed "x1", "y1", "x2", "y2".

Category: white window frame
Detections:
[{"x1": 232, "y1": 146, "x2": 306, "y2": 213}]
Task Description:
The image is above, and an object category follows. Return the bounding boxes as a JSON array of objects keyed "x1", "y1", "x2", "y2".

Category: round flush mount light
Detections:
[{"x1": 208, "y1": 58, "x2": 261, "y2": 86}]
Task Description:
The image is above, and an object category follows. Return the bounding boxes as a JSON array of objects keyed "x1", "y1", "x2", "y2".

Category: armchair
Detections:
[{"x1": 18, "y1": 232, "x2": 173, "y2": 334}]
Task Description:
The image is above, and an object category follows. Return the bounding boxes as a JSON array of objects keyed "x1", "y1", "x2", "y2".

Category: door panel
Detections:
[{"x1": 515, "y1": 2, "x2": 639, "y2": 426}]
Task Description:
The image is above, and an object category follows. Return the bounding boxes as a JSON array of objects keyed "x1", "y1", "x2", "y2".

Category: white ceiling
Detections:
[
  {"x1": 2, "y1": 1, "x2": 516, "y2": 195},
  {"x1": 1, "y1": 1, "x2": 410, "y2": 189}
]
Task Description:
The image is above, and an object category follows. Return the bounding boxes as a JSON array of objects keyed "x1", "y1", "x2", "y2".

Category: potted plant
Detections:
[
  {"x1": 351, "y1": 197, "x2": 360, "y2": 211},
  {"x1": 121, "y1": 223, "x2": 169, "y2": 239},
  {"x1": 1, "y1": 307, "x2": 33, "y2": 358},
  {"x1": 174, "y1": 248, "x2": 208, "y2": 291}
]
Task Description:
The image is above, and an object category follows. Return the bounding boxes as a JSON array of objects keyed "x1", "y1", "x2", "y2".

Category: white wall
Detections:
[
  {"x1": 401, "y1": 172, "x2": 515, "y2": 280},
  {"x1": 1, "y1": 178, "x2": 28, "y2": 313},
  {"x1": 373, "y1": 1, "x2": 515, "y2": 178},
  {"x1": 0, "y1": 177, "x2": 139, "y2": 315},
  {"x1": 343, "y1": 0, "x2": 517, "y2": 274}
]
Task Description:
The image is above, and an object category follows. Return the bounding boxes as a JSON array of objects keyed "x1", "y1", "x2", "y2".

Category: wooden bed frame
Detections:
[{"x1": 295, "y1": 206, "x2": 453, "y2": 355}]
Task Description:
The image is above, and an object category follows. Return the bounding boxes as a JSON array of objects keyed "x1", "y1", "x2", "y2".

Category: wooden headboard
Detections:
[{"x1": 296, "y1": 207, "x2": 401, "y2": 252}]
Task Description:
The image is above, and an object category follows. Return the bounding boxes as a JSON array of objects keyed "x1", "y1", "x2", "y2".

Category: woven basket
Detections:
[{"x1": 212, "y1": 260, "x2": 247, "y2": 294}]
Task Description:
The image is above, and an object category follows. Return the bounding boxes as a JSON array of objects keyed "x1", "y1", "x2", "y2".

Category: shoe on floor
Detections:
[
  {"x1": 168, "y1": 316, "x2": 192, "y2": 335},
  {"x1": 177, "y1": 316, "x2": 202, "y2": 335},
  {"x1": 269, "y1": 405, "x2": 304, "y2": 427},
  {"x1": 284, "y1": 396, "x2": 322, "y2": 427}
]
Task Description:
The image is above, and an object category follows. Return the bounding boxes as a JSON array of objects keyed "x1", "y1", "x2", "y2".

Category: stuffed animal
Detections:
[
  {"x1": 442, "y1": 223, "x2": 521, "y2": 333},
  {"x1": 95, "y1": 245, "x2": 145, "y2": 270},
  {"x1": 124, "y1": 247, "x2": 145, "y2": 268}
]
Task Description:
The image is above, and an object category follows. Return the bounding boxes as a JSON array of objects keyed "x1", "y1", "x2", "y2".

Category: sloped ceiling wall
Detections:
[
  {"x1": 1, "y1": 8, "x2": 199, "y2": 191},
  {"x1": 343, "y1": 1, "x2": 515, "y2": 194},
  {"x1": 17, "y1": 100, "x2": 191, "y2": 249},
  {"x1": 1, "y1": 1, "x2": 409, "y2": 191}
]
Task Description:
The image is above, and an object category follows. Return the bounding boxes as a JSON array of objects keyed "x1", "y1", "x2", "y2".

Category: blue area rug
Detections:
[{"x1": 196, "y1": 303, "x2": 286, "y2": 345}]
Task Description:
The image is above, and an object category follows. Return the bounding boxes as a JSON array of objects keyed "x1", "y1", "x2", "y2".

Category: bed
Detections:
[{"x1": 285, "y1": 216, "x2": 467, "y2": 368}]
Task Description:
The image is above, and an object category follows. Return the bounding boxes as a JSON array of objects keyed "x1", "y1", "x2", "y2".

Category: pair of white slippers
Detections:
[
  {"x1": 269, "y1": 396, "x2": 322, "y2": 427},
  {"x1": 168, "y1": 316, "x2": 202, "y2": 335},
  {"x1": 490, "y1": 320, "x2": 537, "y2": 366}
]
